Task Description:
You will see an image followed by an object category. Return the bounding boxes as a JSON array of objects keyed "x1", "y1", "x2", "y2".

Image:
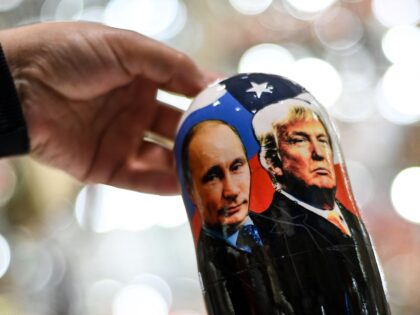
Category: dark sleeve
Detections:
[{"x1": 0, "y1": 44, "x2": 29, "y2": 158}]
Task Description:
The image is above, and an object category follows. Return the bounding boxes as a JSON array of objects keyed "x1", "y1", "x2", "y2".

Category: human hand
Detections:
[{"x1": 0, "y1": 21, "x2": 212, "y2": 194}]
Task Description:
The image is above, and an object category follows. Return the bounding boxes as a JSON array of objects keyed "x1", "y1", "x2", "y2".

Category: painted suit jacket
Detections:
[
  {"x1": 196, "y1": 212, "x2": 294, "y2": 315},
  {"x1": 251, "y1": 192, "x2": 390, "y2": 315}
]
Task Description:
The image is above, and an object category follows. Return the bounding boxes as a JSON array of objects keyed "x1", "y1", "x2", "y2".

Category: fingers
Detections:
[
  {"x1": 149, "y1": 102, "x2": 183, "y2": 140},
  {"x1": 106, "y1": 141, "x2": 180, "y2": 195},
  {"x1": 109, "y1": 29, "x2": 212, "y2": 97},
  {"x1": 108, "y1": 168, "x2": 180, "y2": 195}
]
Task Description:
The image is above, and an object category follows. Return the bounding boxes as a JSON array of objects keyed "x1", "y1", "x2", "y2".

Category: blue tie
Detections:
[{"x1": 236, "y1": 224, "x2": 263, "y2": 252}]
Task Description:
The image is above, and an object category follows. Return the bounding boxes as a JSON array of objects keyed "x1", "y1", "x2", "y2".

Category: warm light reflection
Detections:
[
  {"x1": 113, "y1": 284, "x2": 169, "y2": 315},
  {"x1": 157, "y1": 90, "x2": 192, "y2": 111},
  {"x1": 229, "y1": 0, "x2": 272, "y2": 15},
  {"x1": 0, "y1": 234, "x2": 11, "y2": 279},
  {"x1": 285, "y1": 0, "x2": 336, "y2": 13},
  {"x1": 382, "y1": 25, "x2": 420, "y2": 66},
  {"x1": 372, "y1": 0, "x2": 420, "y2": 27},
  {"x1": 377, "y1": 65, "x2": 420, "y2": 123},
  {"x1": 288, "y1": 58, "x2": 342, "y2": 108},
  {"x1": 104, "y1": 0, "x2": 186, "y2": 40},
  {"x1": 238, "y1": 43, "x2": 295, "y2": 76},
  {"x1": 0, "y1": 0, "x2": 23, "y2": 11},
  {"x1": 391, "y1": 167, "x2": 420, "y2": 223}
]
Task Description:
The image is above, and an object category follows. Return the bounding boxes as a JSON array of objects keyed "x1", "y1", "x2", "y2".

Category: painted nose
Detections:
[
  {"x1": 223, "y1": 174, "x2": 239, "y2": 201},
  {"x1": 311, "y1": 140, "x2": 325, "y2": 161}
]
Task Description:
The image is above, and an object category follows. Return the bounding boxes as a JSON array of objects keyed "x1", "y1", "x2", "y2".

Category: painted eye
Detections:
[
  {"x1": 318, "y1": 136, "x2": 329, "y2": 144},
  {"x1": 231, "y1": 162, "x2": 243, "y2": 171},
  {"x1": 288, "y1": 137, "x2": 305, "y2": 144},
  {"x1": 202, "y1": 167, "x2": 223, "y2": 184},
  {"x1": 203, "y1": 174, "x2": 217, "y2": 183}
]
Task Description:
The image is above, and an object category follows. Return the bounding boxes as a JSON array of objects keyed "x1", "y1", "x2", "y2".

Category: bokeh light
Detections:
[
  {"x1": 314, "y1": 7, "x2": 363, "y2": 51},
  {"x1": 382, "y1": 25, "x2": 420, "y2": 66},
  {"x1": 345, "y1": 160, "x2": 374, "y2": 208},
  {"x1": 77, "y1": 5, "x2": 105, "y2": 22},
  {"x1": 229, "y1": 0, "x2": 273, "y2": 15},
  {"x1": 238, "y1": 43, "x2": 295, "y2": 75},
  {"x1": 0, "y1": 161, "x2": 17, "y2": 207},
  {"x1": 372, "y1": 0, "x2": 420, "y2": 27},
  {"x1": 75, "y1": 185, "x2": 187, "y2": 232},
  {"x1": 40, "y1": 0, "x2": 59, "y2": 21},
  {"x1": 56, "y1": 0, "x2": 84, "y2": 20},
  {"x1": 40, "y1": 0, "x2": 84, "y2": 21},
  {"x1": 376, "y1": 82, "x2": 418, "y2": 125},
  {"x1": 285, "y1": 0, "x2": 336, "y2": 14},
  {"x1": 327, "y1": 46, "x2": 376, "y2": 91},
  {"x1": 75, "y1": 185, "x2": 159, "y2": 233},
  {"x1": 11, "y1": 241, "x2": 56, "y2": 292},
  {"x1": 156, "y1": 197, "x2": 188, "y2": 228},
  {"x1": 0, "y1": 0, "x2": 23, "y2": 12},
  {"x1": 171, "y1": 277, "x2": 206, "y2": 313},
  {"x1": 288, "y1": 57, "x2": 342, "y2": 108},
  {"x1": 104, "y1": 0, "x2": 186, "y2": 40},
  {"x1": 331, "y1": 91, "x2": 375, "y2": 123},
  {"x1": 0, "y1": 234, "x2": 11, "y2": 279},
  {"x1": 391, "y1": 167, "x2": 420, "y2": 223},
  {"x1": 113, "y1": 284, "x2": 169, "y2": 315},
  {"x1": 376, "y1": 64, "x2": 420, "y2": 124},
  {"x1": 86, "y1": 279, "x2": 122, "y2": 315},
  {"x1": 326, "y1": 47, "x2": 376, "y2": 121},
  {"x1": 133, "y1": 274, "x2": 172, "y2": 308},
  {"x1": 2, "y1": 1, "x2": 420, "y2": 314}
]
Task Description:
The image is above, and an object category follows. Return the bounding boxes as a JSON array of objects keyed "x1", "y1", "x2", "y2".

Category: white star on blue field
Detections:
[{"x1": 246, "y1": 82, "x2": 274, "y2": 98}]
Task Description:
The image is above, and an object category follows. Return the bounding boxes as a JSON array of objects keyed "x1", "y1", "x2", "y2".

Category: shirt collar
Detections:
[
  {"x1": 204, "y1": 215, "x2": 254, "y2": 245},
  {"x1": 280, "y1": 189, "x2": 341, "y2": 220}
]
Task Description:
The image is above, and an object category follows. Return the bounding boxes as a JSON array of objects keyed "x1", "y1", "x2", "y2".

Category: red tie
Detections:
[{"x1": 327, "y1": 211, "x2": 350, "y2": 236}]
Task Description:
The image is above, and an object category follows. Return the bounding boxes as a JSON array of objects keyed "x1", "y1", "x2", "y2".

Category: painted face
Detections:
[
  {"x1": 188, "y1": 123, "x2": 250, "y2": 228},
  {"x1": 276, "y1": 118, "x2": 336, "y2": 190}
]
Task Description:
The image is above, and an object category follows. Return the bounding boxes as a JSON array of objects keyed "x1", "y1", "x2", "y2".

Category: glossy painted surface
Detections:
[{"x1": 175, "y1": 73, "x2": 390, "y2": 315}]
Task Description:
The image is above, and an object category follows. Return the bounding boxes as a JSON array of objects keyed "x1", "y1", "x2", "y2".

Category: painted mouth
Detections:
[
  {"x1": 313, "y1": 167, "x2": 330, "y2": 175},
  {"x1": 218, "y1": 201, "x2": 247, "y2": 217}
]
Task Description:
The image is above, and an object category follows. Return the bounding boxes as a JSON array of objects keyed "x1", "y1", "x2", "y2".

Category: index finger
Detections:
[{"x1": 110, "y1": 29, "x2": 213, "y2": 97}]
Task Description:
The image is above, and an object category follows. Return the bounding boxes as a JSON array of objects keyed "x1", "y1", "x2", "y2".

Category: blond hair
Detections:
[{"x1": 252, "y1": 102, "x2": 331, "y2": 188}]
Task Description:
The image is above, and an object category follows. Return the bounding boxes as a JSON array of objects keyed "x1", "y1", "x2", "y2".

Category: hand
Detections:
[{"x1": 0, "y1": 22, "x2": 212, "y2": 194}]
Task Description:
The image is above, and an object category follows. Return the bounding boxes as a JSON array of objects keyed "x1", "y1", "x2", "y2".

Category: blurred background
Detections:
[{"x1": 0, "y1": 0, "x2": 419, "y2": 314}]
